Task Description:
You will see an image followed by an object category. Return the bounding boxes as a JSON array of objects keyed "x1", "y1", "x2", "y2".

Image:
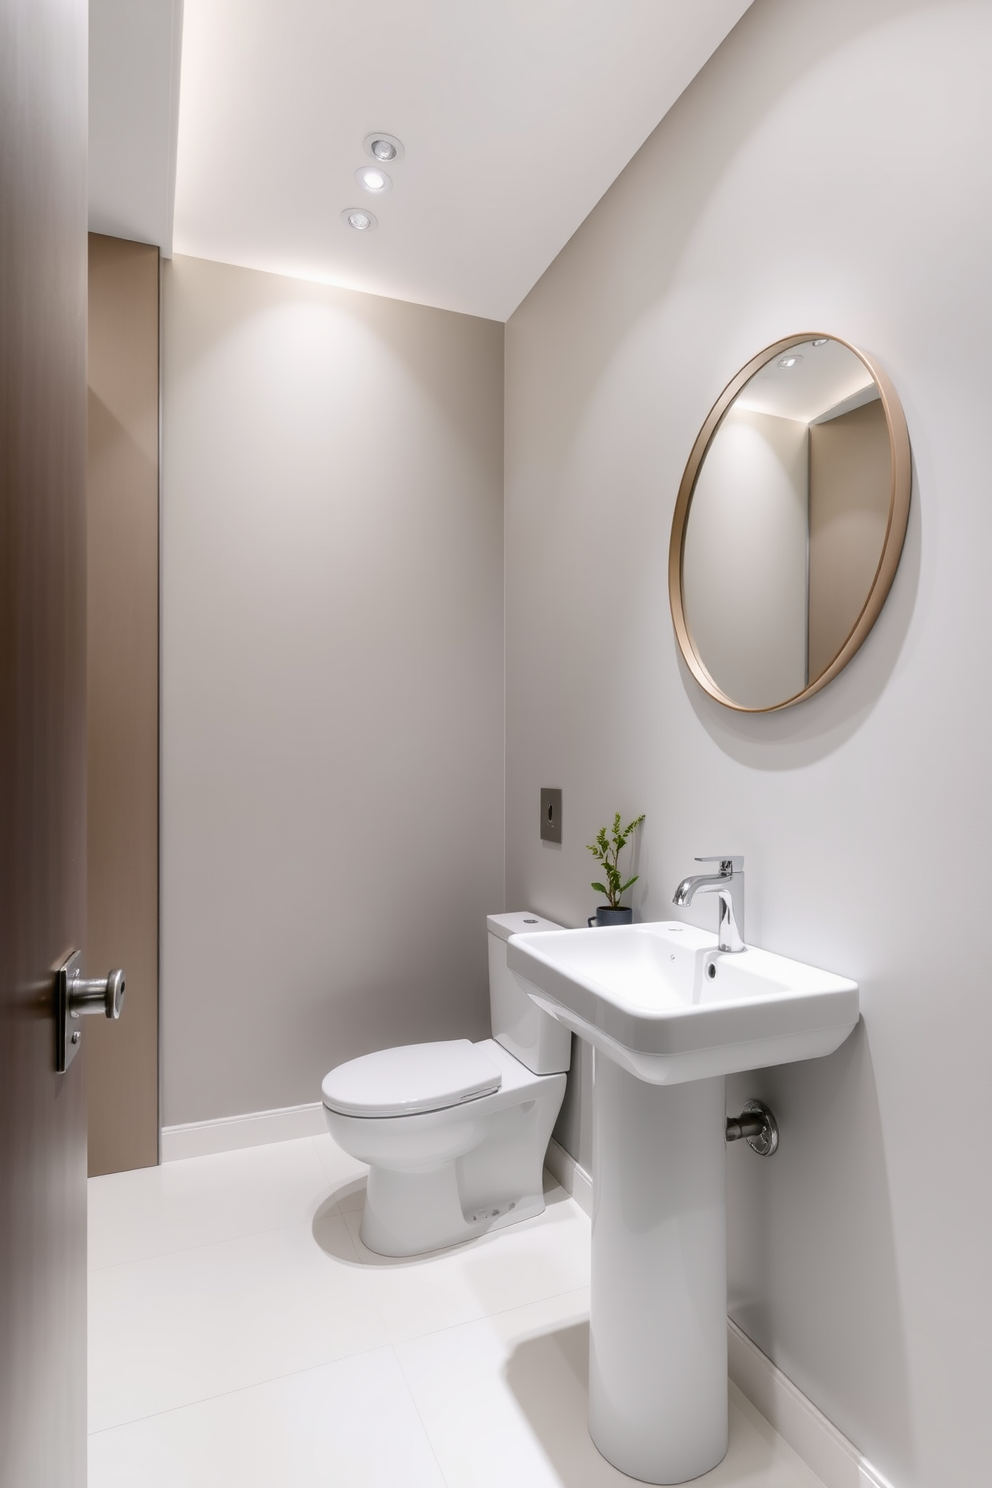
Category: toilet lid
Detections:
[{"x1": 321, "y1": 1040, "x2": 503, "y2": 1118}]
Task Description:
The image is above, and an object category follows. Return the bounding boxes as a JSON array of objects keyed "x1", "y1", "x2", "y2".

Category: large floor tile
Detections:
[
  {"x1": 89, "y1": 1214, "x2": 387, "y2": 1431},
  {"x1": 89, "y1": 1137, "x2": 361, "y2": 1268},
  {"x1": 88, "y1": 1347, "x2": 445, "y2": 1488},
  {"x1": 397, "y1": 1289, "x2": 601, "y2": 1488},
  {"x1": 87, "y1": 1133, "x2": 829, "y2": 1488},
  {"x1": 396, "y1": 1293, "x2": 827, "y2": 1488},
  {"x1": 329, "y1": 1184, "x2": 591, "y2": 1345}
]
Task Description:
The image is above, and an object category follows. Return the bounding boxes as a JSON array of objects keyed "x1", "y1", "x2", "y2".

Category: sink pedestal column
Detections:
[{"x1": 589, "y1": 1056, "x2": 728, "y2": 1484}]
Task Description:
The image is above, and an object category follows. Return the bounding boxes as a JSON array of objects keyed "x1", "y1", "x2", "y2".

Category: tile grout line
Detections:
[
  {"x1": 389, "y1": 1341, "x2": 456, "y2": 1488},
  {"x1": 311, "y1": 1203, "x2": 453, "y2": 1485},
  {"x1": 309, "y1": 1133, "x2": 368, "y2": 1191},
  {"x1": 374, "y1": 1281, "x2": 591, "y2": 1353},
  {"x1": 334, "y1": 1190, "x2": 591, "y2": 1353},
  {"x1": 88, "y1": 1193, "x2": 393, "y2": 1439},
  {"x1": 87, "y1": 1339, "x2": 394, "y2": 1439},
  {"x1": 87, "y1": 1202, "x2": 354, "y2": 1274}
]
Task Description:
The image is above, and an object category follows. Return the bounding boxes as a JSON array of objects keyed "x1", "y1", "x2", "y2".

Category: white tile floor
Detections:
[{"x1": 88, "y1": 1134, "x2": 827, "y2": 1487}]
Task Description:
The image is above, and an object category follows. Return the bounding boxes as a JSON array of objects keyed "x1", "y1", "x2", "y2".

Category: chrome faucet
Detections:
[{"x1": 673, "y1": 856, "x2": 745, "y2": 953}]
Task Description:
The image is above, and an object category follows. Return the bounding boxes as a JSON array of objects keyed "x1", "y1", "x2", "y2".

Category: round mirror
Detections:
[{"x1": 669, "y1": 335, "x2": 911, "y2": 712}]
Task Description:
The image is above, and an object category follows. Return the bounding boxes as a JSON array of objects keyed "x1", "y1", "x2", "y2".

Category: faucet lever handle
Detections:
[{"x1": 695, "y1": 855, "x2": 744, "y2": 874}]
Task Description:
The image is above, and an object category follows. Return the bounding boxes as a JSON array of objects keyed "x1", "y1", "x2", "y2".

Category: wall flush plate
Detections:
[{"x1": 540, "y1": 788, "x2": 562, "y2": 844}]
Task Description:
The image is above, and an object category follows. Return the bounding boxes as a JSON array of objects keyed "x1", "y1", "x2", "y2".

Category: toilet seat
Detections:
[{"x1": 321, "y1": 1039, "x2": 502, "y2": 1118}]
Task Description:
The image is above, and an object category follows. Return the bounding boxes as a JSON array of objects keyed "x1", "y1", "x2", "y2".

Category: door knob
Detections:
[
  {"x1": 55, "y1": 951, "x2": 125, "y2": 1072},
  {"x1": 68, "y1": 966, "x2": 125, "y2": 1020}
]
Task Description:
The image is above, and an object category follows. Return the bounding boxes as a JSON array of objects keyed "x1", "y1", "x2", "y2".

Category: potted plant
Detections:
[{"x1": 587, "y1": 812, "x2": 645, "y2": 926}]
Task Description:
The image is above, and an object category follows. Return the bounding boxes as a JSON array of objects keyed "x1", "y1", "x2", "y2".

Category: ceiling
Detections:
[{"x1": 90, "y1": 0, "x2": 754, "y2": 322}]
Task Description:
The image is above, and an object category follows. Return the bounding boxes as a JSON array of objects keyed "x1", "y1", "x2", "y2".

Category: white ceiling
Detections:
[{"x1": 90, "y1": 0, "x2": 754, "y2": 322}]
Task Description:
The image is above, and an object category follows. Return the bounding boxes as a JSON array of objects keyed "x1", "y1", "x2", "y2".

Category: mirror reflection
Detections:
[{"x1": 673, "y1": 336, "x2": 908, "y2": 711}]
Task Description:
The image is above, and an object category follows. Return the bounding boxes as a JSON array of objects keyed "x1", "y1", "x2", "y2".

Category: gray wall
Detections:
[
  {"x1": 505, "y1": 1, "x2": 992, "y2": 1484},
  {"x1": 162, "y1": 255, "x2": 504, "y2": 1125}
]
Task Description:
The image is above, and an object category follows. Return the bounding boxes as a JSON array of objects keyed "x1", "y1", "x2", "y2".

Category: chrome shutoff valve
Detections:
[{"x1": 726, "y1": 1099, "x2": 778, "y2": 1156}]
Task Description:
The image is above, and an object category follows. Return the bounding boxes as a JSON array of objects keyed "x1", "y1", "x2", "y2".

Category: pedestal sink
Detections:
[{"x1": 507, "y1": 921, "x2": 858, "y2": 1485}]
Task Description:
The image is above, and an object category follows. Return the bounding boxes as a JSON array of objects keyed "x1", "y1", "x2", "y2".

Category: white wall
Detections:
[
  {"x1": 505, "y1": 1, "x2": 992, "y2": 1484},
  {"x1": 162, "y1": 255, "x2": 504, "y2": 1125}
]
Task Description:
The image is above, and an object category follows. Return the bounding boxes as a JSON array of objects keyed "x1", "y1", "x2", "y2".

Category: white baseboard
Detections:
[
  {"x1": 728, "y1": 1321, "x2": 896, "y2": 1488},
  {"x1": 545, "y1": 1136, "x2": 593, "y2": 1217},
  {"x1": 546, "y1": 1140, "x2": 896, "y2": 1488},
  {"x1": 161, "y1": 1101, "x2": 326, "y2": 1162}
]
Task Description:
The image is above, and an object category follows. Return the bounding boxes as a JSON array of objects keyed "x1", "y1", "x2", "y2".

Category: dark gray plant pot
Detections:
[{"x1": 587, "y1": 906, "x2": 633, "y2": 928}]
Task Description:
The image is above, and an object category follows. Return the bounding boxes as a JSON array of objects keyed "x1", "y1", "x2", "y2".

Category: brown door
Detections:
[{"x1": 0, "y1": 0, "x2": 89, "y2": 1484}]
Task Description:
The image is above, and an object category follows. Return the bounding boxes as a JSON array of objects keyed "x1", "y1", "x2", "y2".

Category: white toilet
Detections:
[{"x1": 321, "y1": 912, "x2": 570, "y2": 1257}]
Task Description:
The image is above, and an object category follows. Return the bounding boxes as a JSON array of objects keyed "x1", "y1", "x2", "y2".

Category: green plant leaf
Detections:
[{"x1": 588, "y1": 812, "x2": 645, "y2": 911}]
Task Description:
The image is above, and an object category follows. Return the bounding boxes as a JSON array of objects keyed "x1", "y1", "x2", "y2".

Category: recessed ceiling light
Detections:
[
  {"x1": 355, "y1": 166, "x2": 391, "y2": 194},
  {"x1": 342, "y1": 208, "x2": 377, "y2": 232},
  {"x1": 363, "y1": 132, "x2": 404, "y2": 164},
  {"x1": 777, "y1": 354, "x2": 803, "y2": 369}
]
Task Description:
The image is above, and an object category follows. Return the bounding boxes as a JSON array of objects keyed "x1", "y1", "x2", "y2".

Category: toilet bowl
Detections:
[{"x1": 321, "y1": 912, "x2": 570, "y2": 1257}]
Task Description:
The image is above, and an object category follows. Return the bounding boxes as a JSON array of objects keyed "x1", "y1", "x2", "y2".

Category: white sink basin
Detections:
[
  {"x1": 508, "y1": 917, "x2": 859, "y2": 1482},
  {"x1": 507, "y1": 920, "x2": 858, "y2": 1084}
]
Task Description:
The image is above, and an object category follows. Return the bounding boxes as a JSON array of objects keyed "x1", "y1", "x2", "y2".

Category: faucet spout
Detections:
[
  {"x1": 672, "y1": 856, "x2": 746, "y2": 953},
  {"x1": 673, "y1": 871, "x2": 725, "y2": 906}
]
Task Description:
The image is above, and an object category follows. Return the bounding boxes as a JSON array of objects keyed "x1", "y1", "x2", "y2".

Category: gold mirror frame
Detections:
[{"x1": 668, "y1": 333, "x2": 912, "y2": 713}]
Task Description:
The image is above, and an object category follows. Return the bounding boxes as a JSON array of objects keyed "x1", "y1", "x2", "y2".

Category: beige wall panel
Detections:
[
  {"x1": 808, "y1": 397, "x2": 890, "y2": 681},
  {"x1": 86, "y1": 233, "x2": 160, "y2": 1176}
]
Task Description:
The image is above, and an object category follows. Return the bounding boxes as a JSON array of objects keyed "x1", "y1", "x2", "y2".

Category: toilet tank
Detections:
[{"x1": 487, "y1": 912, "x2": 571, "y2": 1075}]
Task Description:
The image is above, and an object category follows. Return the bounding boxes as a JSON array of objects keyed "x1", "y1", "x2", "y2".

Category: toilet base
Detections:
[
  {"x1": 360, "y1": 1162, "x2": 546, "y2": 1257},
  {"x1": 358, "y1": 1080, "x2": 562, "y2": 1256}
]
